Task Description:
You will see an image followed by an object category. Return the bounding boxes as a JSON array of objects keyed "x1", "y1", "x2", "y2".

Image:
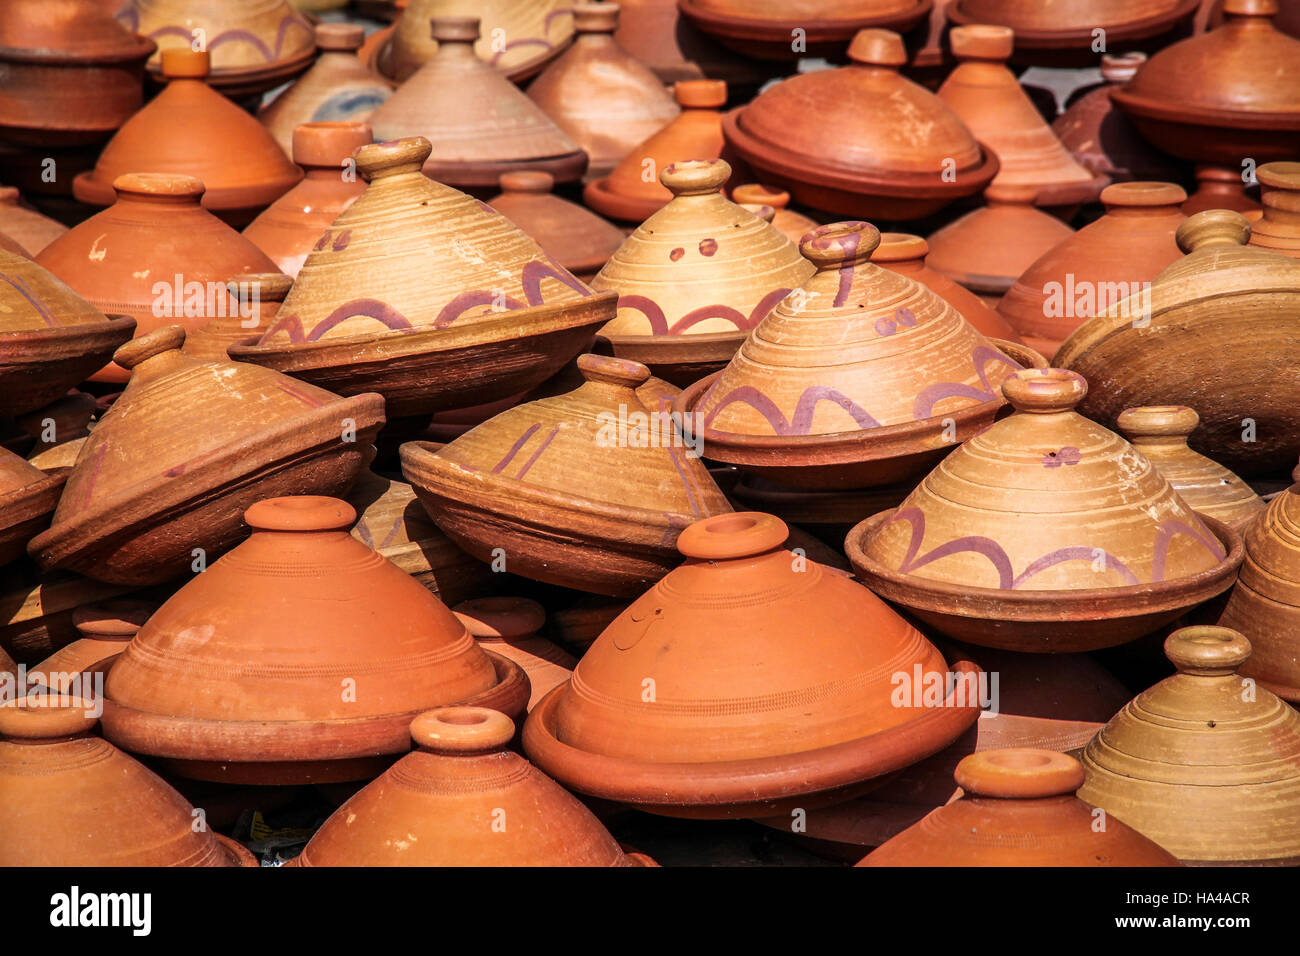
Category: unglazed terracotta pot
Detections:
[
  {"x1": 1111, "y1": 0, "x2": 1300, "y2": 164},
  {"x1": 258, "y1": 24, "x2": 392, "y2": 157},
  {"x1": 0, "y1": 0, "x2": 154, "y2": 148},
  {"x1": 937, "y1": 26, "x2": 1104, "y2": 207},
  {"x1": 116, "y1": 0, "x2": 316, "y2": 100},
  {"x1": 722, "y1": 29, "x2": 998, "y2": 220},
  {"x1": 0, "y1": 187, "x2": 67, "y2": 257},
  {"x1": 72, "y1": 49, "x2": 302, "y2": 228},
  {"x1": 453, "y1": 598, "x2": 577, "y2": 711},
  {"x1": 0, "y1": 696, "x2": 253, "y2": 866},
  {"x1": 243, "y1": 122, "x2": 372, "y2": 278},
  {"x1": 526, "y1": 4, "x2": 681, "y2": 182},
  {"x1": 584, "y1": 79, "x2": 729, "y2": 224},
  {"x1": 996, "y1": 181, "x2": 1186, "y2": 359},
  {"x1": 291, "y1": 708, "x2": 651, "y2": 865},
  {"x1": 38, "y1": 173, "x2": 282, "y2": 383},
  {"x1": 1248, "y1": 161, "x2": 1300, "y2": 258},
  {"x1": 858, "y1": 749, "x2": 1180, "y2": 866},
  {"x1": 590, "y1": 159, "x2": 814, "y2": 386},
  {"x1": 523, "y1": 511, "x2": 980, "y2": 817},
  {"x1": 612, "y1": 0, "x2": 768, "y2": 88},
  {"x1": 30, "y1": 600, "x2": 153, "y2": 683},
  {"x1": 0, "y1": 447, "x2": 66, "y2": 568},
  {"x1": 1080, "y1": 626, "x2": 1300, "y2": 864},
  {"x1": 369, "y1": 18, "x2": 587, "y2": 190},
  {"x1": 675, "y1": 221, "x2": 1038, "y2": 490},
  {"x1": 0, "y1": 248, "x2": 135, "y2": 418},
  {"x1": 399, "y1": 353, "x2": 732, "y2": 597},
  {"x1": 846, "y1": 367, "x2": 1244, "y2": 652},
  {"x1": 1117, "y1": 406, "x2": 1265, "y2": 533},
  {"x1": 677, "y1": 0, "x2": 933, "y2": 60},
  {"x1": 730, "y1": 184, "x2": 819, "y2": 245},
  {"x1": 1182, "y1": 165, "x2": 1261, "y2": 216},
  {"x1": 1057, "y1": 210, "x2": 1300, "y2": 476},
  {"x1": 181, "y1": 272, "x2": 292, "y2": 364},
  {"x1": 28, "y1": 326, "x2": 385, "y2": 586},
  {"x1": 925, "y1": 183, "x2": 1075, "y2": 305},
  {"x1": 487, "y1": 171, "x2": 624, "y2": 282}
]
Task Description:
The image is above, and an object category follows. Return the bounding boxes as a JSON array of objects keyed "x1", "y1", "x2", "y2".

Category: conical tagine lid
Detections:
[
  {"x1": 454, "y1": 597, "x2": 576, "y2": 711},
  {"x1": 31, "y1": 599, "x2": 154, "y2": 682},
  {"x1": 294, "y1": 707, "x2": 651, "y2": 866},
  {"x1": 487, "y1": 170, "x2": 624, "y2": 280},
  {"x1": 1079, "y1": 626, "x2": 1300, "y2": 864},
  {"x1": 0, "y1": 187, "x2": 67, "y2": 257},
  {"x1": 730, "y1": 183, "x2": 819, "y2": 245}
]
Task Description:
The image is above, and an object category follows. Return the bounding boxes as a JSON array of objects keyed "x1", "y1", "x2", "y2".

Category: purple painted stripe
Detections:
[
  {"x1": 514, "y1": 425, "x2": 559, "y2": 480},
  {"x1": 1152, "y1": 518, "x2": 1225, "y2": 582},
  {"x1": 433, "y1": 291, "x2": 524, "y2": 329},
  {"x1": 1012, "y1": 546, "x2": 1138, "y2": 588},
  {"x1": 491, "y1": 423, "x2": 541, "y2": 474}
]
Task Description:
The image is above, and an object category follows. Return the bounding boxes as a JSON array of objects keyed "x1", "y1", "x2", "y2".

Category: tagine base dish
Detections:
[
  {"x1": 1109, "y1": 90, "x2": 1300, "y2": 165},
  {"x1": 676, "y1": 0, "x2": 933, "y2": 60},
  {"x1": 0, "y1": 470, "x2": 68, "y2": 566},
  {"x1": 596, "y1": 330, "x2": 745, "y2": 389},
  {"x1": 0, "y1": 316, "x2": 137, "y2": 417}
]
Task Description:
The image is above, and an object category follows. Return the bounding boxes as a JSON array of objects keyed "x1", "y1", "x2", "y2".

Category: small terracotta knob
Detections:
[
  {"x1": 846, "y1": 28, "x2": 907, "y2": 67},
  {"x1": 245, "y1": 496, "x2": 356, "y2": 533},
  {"x1": 1101, "y1": 181, "x2": 1186, "y2": 210},
  {"x1": 498, "y1": 170, "x2": 555, "y2": 194},
  {"x1": 871, "y1": 232, "x2": 929, "y2": 264},
  {"x1": 732, "y1": 184, "x2": 790, "y2": 209},
  {"x1": 1116, "y1": 405, "x2": 1199, "y2": 442},
  {"x1": 674, "y1": 80, "x2": 726, "y2": 109},
  {"x1": 1001, "y1": 368, "x2": 1088, "y2": 414},
  {"x1": 160, "y1": 48, "x2": 210, "y2": 79},
  {"x1": 576, "y1": 353, "x2": 651, "y2": 389},
  {"x1": 1193, "y1": 165, "x2": 1241, "y2": 187},
  {"x1": 293, "y1": 121, "x2": 373, "y2": 169},
  {"x1": 454, "y1": 597, "x2": 546, "y2": 640},
  {"x1": 111, "y1": 173, "x2": 205, "y2": 203},
  {"x1": 226, "y1": 272, "x2": 293, "y2": 307},
  {"x1": 1176, "y1": 209, "x2": 1252, "y2": 253},
  {"x1": 115, "y1": 326, "x2": 187, "y2": 369},
  {"x1": 677, "y1": 512, "x2": 788, "y2": 561},
  {"x1": 574, "y1": 2, "x2": 618, "y2": 32},
  {"x1": 949, "y1": 24, "x2": 1014, "y2": 61},
  {"x1": 661, "y1": 159, "x2": 730, "y2": 196},
  {"x1": 1222, "y1": 0, "x2": 1278, "y2": 18},
  {"x1": 356, "y1": 137, "x2": 432, "y2": 181},
  {"x1": 1164, "y1": 626, "x2": 1252, "y2": 676},
  {"x1": 954, "y1": 749, "x2": 1085, "y2": 799},
  {"x1": 1258, "y1": 162, "x2": 1300, "y2": 214},
  {"x1": 799, "y1": 221, "x2": 881, "y2": 270},
  {"x1": 985, "y1": 182, "x2": 1038, "y2": 205},
  {"x1": 410, "y1": 707, "x2": 515, "y2": 754},
  {"x1": 0, "y1": 697, "x2": 99, "y2": 741},
  {"x1": 316, "y1": 22, "x2": 365, "y2": 51},
  {"x1": 72, "y1": 600, "x2": 154, "y2": 639},
  {"x1": 431, "y1": 16, "x2": 479, "y2": 44},
  {"x1": 0, "y1": 187, "x2": 18, "y2": 204},
  {"x1": 1100, "y1": 52, "x2": 1146, "y2": 84}
]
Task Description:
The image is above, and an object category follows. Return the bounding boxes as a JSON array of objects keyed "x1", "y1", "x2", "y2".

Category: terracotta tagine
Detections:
[
  {"x1": 1111, "y1": 0, "x2": 1300, "y2": 165},
  {"x1": 584, "y1": 79, "x2": 729, "y2": 224},
  {"x1": 0, "y1": 188, "x2": 67, "y2": 257},
  {"x1": 72, "y1": 49, "x2": 302, "y2": 228},
  {"x1": 722, "y1": 30, "x2": 998, "y2": 220},
  {"x1": 0, "y1": 447, "x2": 66, "y2": 568},
  {"x1": 590, "y1": 159, "x2": 815, "y2": 386},
  {"x1": 1079, "y1": 626, "x2": 1300, "y2": 864},
  {"x1": 400, "y1": 353, "x2": 732, "y2": 596},
  {"x1": 675, "y1": 221, "x2": 1040, "y2": 490},
  {"x1": 1247, "y1": 161, "x2": 1300, "y2": 258},
  {"x1": 258, "y1": 24, "x2": 392, "y2": 157},
  {"x1": 1117, "y1": 406, "x2": 1266, "y2": 533},
  {"x1": 244, "y1": 122, "x2": 372, "y2": 278},
  {"x1": 1182, "y1": 165, "x2": 1261, "y2": 216},
  {"x1": 0, "y1": 696, "x2": 254, "y2": 866},
  {"x1": 27, "y1": 326, "x2": 385, "y2": 586},
  {"x1": 99, "y1": 496, "x2": 527, "y2": 785},
  {"x1": 291, "y1": 707, "x2": 652, "y2": 865},
  {"x1": 30, "y1": 600, "x2": 154, "y2": 683},
  {"x1": 228, "y1": 137, "x2": 615, "y2": 418},
  {"x1": 730, "y1": 184, "x2": 819, "y2": 245},
  {"x1": 453, "y1": 598, "x2": 576, "y2": 711},
  {"x1": 1057, "y1": 210, "x2": 1300, "y2": 477},
  {"x1": 181, "y1": 272, "x2": 292, "y2": 365},
  {"x1": 997, "y1": 181, "x2": 1187, "y2": 359},
  {"x1": 523, "y1": 511, "x2": 981, "y2": 817},
  {"x1": 846, "y1": 367, "x2": 1244, "y2": 652},
  {"x1": 38, "y1": 173, "x2": 282, "y2": 383},
  {"x1": 0, "y1": 0, "x2": 155, "y2": 148},
  {"x1": 677, "y1": 0, "x2": 933, "y2": 60},
  {"x1": 487, "y1": 171, "x2": 624, "y2": 282},
  {"x1": 0, "y1": 564, "x2": 146, "y2": 667},
  {"x1": 0, "y1": 248, "x2": 136, "y2": 418},
  {"x1": 525, "y1": 4, "x2": 681, "y2": 182},
  {"x1": 858, "y1": 749, "x2": 1181, "y2": 866}
]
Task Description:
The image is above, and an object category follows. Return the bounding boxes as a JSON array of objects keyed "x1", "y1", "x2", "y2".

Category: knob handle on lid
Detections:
[
  {"x1": 315, "y1": 22, "x2": 365, "y2": 52},
  {"x1": 1100, "y1": 181, "x2": 1186, "y2": 209},
  {"x1": 161, "y1": 48, "x2": 210, "y2": 79},
  {"x1": 454, "y1": 597, "x2": 546, "y2": 640},
  {"x1": 1116, "y1": 405, "x2": 1199, "y2": 440},
  {"x1": 293, "y1": 121, "x2": 373, "y2": 168},
  {"x1": 0, "y1": 697, "x2": 99, "y2": 740},
  {"x1": 1165, "y1": 626, "x2": 1252, "y2": 676},
  {"x1": 410, "y1": 707, "x2": 515, "y2": 753},
  {"x1": 732, "y1": 184, "x2": 790, "y2": 209},
  {"x1": 111, "y1": 173, "x2": 205, "y2": 203},
  {"x1": 498, "y1": 170, "x2": 555, "y2": 194},
  {"x1": 847, "y1": 28, "x2": 907, "y2": 67},
  {"x1": 871, "y1": 232, "x2": 929, "y2": 264},
  {"x1": 677, "y1": 512, "x2": 788, "y2": 561},
  {"x1": 72, "y1": 600, "x2": 155, "y2": 639},
  {"x1": 1177, "y1": 209, "x2": 1252, "y2": 252},
  {"x1": 949, "y1": 24, "x2": 1014, "y2": 61},
  {"x1": 577, "y1": 353, "x2": 651, "y2": 389},
  {"x1": 674, "y1": 79, "x2": 726, "y2": 109},
  {"x1": 661, "y1": 159, "x2": 730, "y2": 197},
  {"x1": 431, "y1": 16, "x2": 480, "y2": 44},
  {"x1": 800, "y1": 221, "x2": 881, "y2": 270},
  {"x1": 356, "y1": 137, "x2": 432, "y2": 180},
  {"x1": 954, "y1": 749, "x2": 1086, "y2": 799},
  {"x1": 1001, "y1": 368, "x2": 1088, "y2": 414},
  {"x1": 574, "y1": 2, "x2": 619, "y2": 32},
  {"x1": 245, "y1": 496, "x2": 356, "y2": 533},
  {"x1": 115, "y1": 325, "x2": 187, "y2": 370}
]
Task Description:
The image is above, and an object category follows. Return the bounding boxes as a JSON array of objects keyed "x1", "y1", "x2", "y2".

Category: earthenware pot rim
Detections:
[
  {"x1": 144, "y1": 46, "x2": 317, "y2": 89},
  {"x1": 424, "y1": 149, "x2": 590, "y2": 189},
  {"x1": 0, "y1": 34, "x2": 156, "y2": 66},
  {"x1": 947, "y1": 0, "x2": 1200, "y2": 48},
  {"x1": 0, "y1": 313, "x2": 136, "y2": 350},
  {"x1": 0, "y1": 468, "x2": 68, "y2": 531},
  {"x1": 675, "y1": 0, "x2": 933, "y2": 42},
  {"x1": 584, "y1": 176, "x2": 673, "y2": 223},
  {"x1": 1110, "y1": 86, "x2": 1300, "y2": 132}
]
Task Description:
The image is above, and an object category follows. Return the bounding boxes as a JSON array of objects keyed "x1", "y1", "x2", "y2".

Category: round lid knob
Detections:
[
  {"x1": 1001, "y1": 368, "x2": 1088, "y2": 414},
  {"x1": 293, "y1": 121, "x2": 373, "y2": 168},
  {"x1": 114, "y1": 325, "x2": 187, "y2": 370},
  {"x1": 677, "y1": 512, "x2": 788, "y2": 561},
  {"x1": 111, "y1": 173, "x2": 205, "y2": 203},
  {"x1": 72, "y1": 600, "x2": 154, "y2": 639},
  {"x1": 661, "y1": 158, "x2": 730, "y2": 196},
  {"x1": 847, "y1": 28, "x2": 907, "y2": 67},
  {"x1": 244, "y1": 496, "x2": 356, "y2": 533},
  {"x1": 949, "y1": 24, "x2": 1014, "y2": 60},
  {"x1": 985, "y1": 182, "x2": 1038, "y2": 205},
  {"x1": 356, "y1": 137, "x2": 432, "y2": 181},
  {"x1": 1193, "y1": 165, "x2": 1244, "y2": 186},
  {"x1": 1165, "y1": 626, "x2": 1252, "y2": 676},
  {"x1": 226, "y1": 272, "x2": 294, "y2": 306},
  {"x1": 0, "y1": 187, "x2": 18, "y2": 204},
  {"x1": 1222, "y1": 0, "x2": 1278, "y2": 18},
  {"x1": 0, "y1": 697, "x2": 99, "y2": 741},
  {"x1": 1100, "y1": 181, "x2": 1186, "y2": 210},
  {"x1": 1116, "y1": 405, "x2": 1199, "y2": 440},
  {"x1": 160, "y1": 48, "x2": 210, "y2": 79},
  {"x1": 1258, "y1": 161, "x2": 1300, "y2": 213},
  {"x1": 431, "y1": 16, "x2": 480, "y2": 44},
  {"x1": 315, "y1": 22, "x2": 365, "y2": 52},
  {"x1": 454, "y1": 597, "x2": 546, "y2": 640},
  {"x1": 731, "y1": 184, "x2": 790, "y2": 209},
  {"x1": 1176, "y1": 209, "x2": 1251, "y2": 253},
  {"x1": 410, "y1": 707, "x2": 515, "y2": 754},
  {"x1": 574, "y1": 2, "x2": 618, "y2": 32},
  {"x1": 576, "y1": 353, "x2": 651, "y2": 389},
  {"x1": 871, "y1": 232, "x2": 929, "y2": 264},
  {"x1": 674, "y1": 79, "x2": 726, "y2": 109},
  {"x1": 954, "y1": 749, "x2": 1086, "y2": 799},
  {"x1": 1101, "y1": 51, "x2": 1146, "y2": 84},
  {"x1": 800, "y1": 221, "x2": 881, "y2": 271},
  {"x1": 498, "y1": 170, "x2": 555, "y2": 194}
]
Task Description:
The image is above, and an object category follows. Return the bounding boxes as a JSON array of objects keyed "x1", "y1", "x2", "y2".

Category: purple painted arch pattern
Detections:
[{"x1": 122, "y1": 12, "x2": 313, "y2": 64}]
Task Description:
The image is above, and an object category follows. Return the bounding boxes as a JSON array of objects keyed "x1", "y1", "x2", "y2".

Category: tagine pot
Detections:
[
  {"x1": 730, "y1": 184, "x2": 819, "y2": 245},
  {"x1": 1182, "y1": 165, "x2": 1261, "y2": 216},
  {"x1": 72, "y1": 49, "x2": 302, "y2": 228},
  {"x1": 675, "y1": 221, "x2": 1039, "y2": 491},
  {"x1": 0, "y1": 447, "x2": 67, "y2": 568},
  {"x1": 399, "y1": 353, "x2": 732, "y2": 597},
  {"x1": 229, "y1": 137, "x2": 614, "y2": 418},
  {"x1": 487, "y1": 171, "x2": 624, "y2": 283},
  {"x1": 27, "y1": 326, "x2": 385, "y2": 586},
  {"x1": 453, "y1": 598, "x2": 577, "y2": 711},
  {"x1": 17, "y1": 393, "x2": 97, "y2": 470},
  {"x1": 30, "y1": 600, "x2": 154, "y2": 683},
  {"x1": 1247, "y1": 161, "x2": 1300, "y2": 258},
  {"x1": 610, "y1": 0, "x2": 767, "y2": 90},
  {"x1": 0, "y1": 568, "x2": 144, "y2": 667},
  {"x1": 677, "y1": 0, "x2": 933, "y2": 60},
  {"x1": 846, "y1": 368, "x2": 1244, "y2": 652},
  {"x1": 0, "y1": 188, "x2": 67, "y2": 257},
  {"x1": 180, "y1": 272, "x2": 292, "y2": 365},
  {"x1": 590, "y1": 159, "x2": 814, "y2": 386},
  {"x1": 1080, "y1": 626, "x2": 1300, "y2": 864}
]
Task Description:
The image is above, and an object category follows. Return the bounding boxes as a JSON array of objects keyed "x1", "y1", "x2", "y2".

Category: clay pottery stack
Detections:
[
  {"x1": 925, "y1": 183, "x2": 1074, "y2": 308},
  {"x1": 399, "y1": 353, "x2": 732, "y2": 597},
  {"x1": 1182, "y1": 165, "x2": 1261, "y2": 216},
  {"x1": 244, "y1": 122, "x2": 372, "y2": 278},
  {"x1": 675, "y1": 222, "x2": 1040, "y2": 490},
  {"x1": 997, "y1": 181, "x2": 1187, "y2": 358},
  {"x1": 858, "y1": 749, "x2": 1181, "y2": 866},
  {"x1": 1117, "y1": 406, "x2": 1266, "y2": 533},
  {"x1": 1080, "y1": 626, "x2": 1300, "y2": 864},
  {"x1": 677, "y1": 0, "x2": 933, "y2": 60},
  {"x1": 1248, "y1": 162, "x2": 1300, "y2": 258},
  {"x1": 0, "y1": 574, "x2": 145, "y2": 668},
  {"x1": 181, "y1": 272, "x2": 292, "y2": 365},
  {"x1": 368, "y1": 18, "x2": 588, "y2": 191},
  {"x1": 936, "y1": 26, "x2": 1105, "y2": 209},
  {"x1": 30, "y1": 600, "x2": 154, "y2": 683},
  {"x1": 453, "y1": 598, "x2": 577, "y2": 711},
  {"x1": 870, "y1": 232, "x2": 1023, "y2": 343},
  {"x1": 228, "y1": 137, "x2": 615, "y2": 418},
  {"x1": 487, "y1": 171, "x2": 624, "y2": 283},
  {"x1": 27, "y1": 326, "x2": 385, "y2": 586},
  {"x1": 0, "y1": 188, "x2": 67, "y2": 257},
  {"x1": 1111, "y1": 0, "x2": 1300, "y2": 164},
  {"x1": 730, "y1": 184, "x2": 819, "y2": 245},
  {"x1": 0, "y1": 696, "x2": 254, "y2": 866},
  {"x1": 0, "y1": 447, "x2": 67, "y2": 568},
  {"x1": 72, "y1": 50, "x2": 302, "y2": 228},
  {"x1": 99, "y1": 495, "x2": 527, "y2": 785},
  {"x1": 584, "y1": 79, "x2": 729, "y2": 224},
  {"x1": 590, "y1": 159, "x2": 815, "y2": 385},
  {"x1": 1057, "y1": 210, "x2": 1300, "y2": 476},
  {"x1": 39, "y1": 173, "x2": 282, "y2": 382},
  {"x1": 610, "y1": 0, "x2": 767, "y2": 89},
  {"x1": 0, "y1": 249, "x2": 135, "y2": 418},
  {"x1": 847, "y1": 367, "x2": 1244, "y2": 651},
  {"x1": 116, "y1": 0, "x2": 316, "y2": 101},
  {"x1": 292, "y1": 707, "x2": 652, "y2": 866},
  {"x1": 0, "y1": 0, "x2": 154, "y2": 148},
  {"x1": 523, "y1": 511, "x2": 981, "y2": 817},
  {"x1": 525, "y1": 4, "x2": 681, "y2": 182}
]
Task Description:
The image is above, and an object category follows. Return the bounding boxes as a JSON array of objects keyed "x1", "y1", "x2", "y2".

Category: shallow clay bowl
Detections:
[
  {"x1": 676, "y1": 0, "x2": 934, "y2": 60},
  {"x1": 0, "y1": 468, "x2": 68, "y2": 567},
  {"x1": 0, "y1": 315, "x2": 136, "y2": 417}
]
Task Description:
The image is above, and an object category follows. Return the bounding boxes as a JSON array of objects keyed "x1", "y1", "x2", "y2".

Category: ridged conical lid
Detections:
[
  {"x1": 0, "y1": 248, "x2": 110, "y2": 332},
  {"x1": 0, "y1": 0, "x2": 154, "y2": 60},
  {"x1": 118, "y1": 0, "x2": 315, "y2": 75},
  {"x1": 488, "y1": 170, "x2": 624, "y2": 277}
]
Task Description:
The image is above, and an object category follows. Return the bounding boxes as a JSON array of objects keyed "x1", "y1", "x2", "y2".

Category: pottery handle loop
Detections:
[
  {"x1": 498, "y1": 170, "x2": 555, "y2": 194},
  {"x1": 0, "y1": 697, "x2": 99, "y2": 741},
  {"x1": 1177, "y1": 209, "x2": 1252, "y2": 253},
  {"x1": 1000, "y1": 368, "x2": 1088, "y2": 413},
  {"x1": 574, "y1": 2, "x2": 619, "y2": 32},
  {"x1": 954, "y1": 749, "x2": 1085, "y2": 799},
  {"x1": 115, "y1": 326, "x2": 187, "y2": 370},
  {"x1": 1116, "y1": 405, "x2": 1199, "y2": 441},
  {"x1": 315, "y1": 22, "x2": 365, "y2": 51},
  {"x1": 410, "y1": 707, "x2": 515, "y2": 753},
  {"x1": 799, "y1": 221, "x2": 881, "y2": 270},
  {"x1": 1222, "y1": 0, "x2": 1278, "y2": 17},
  {"x1": 226, "y1": 273, "x2": 293, "y2": 309},
  {"x1": 846, "y1": 28, "x2": 907, "y2": 67},
  {"x1": 660, "y1": 159, "x2": 731, "y2": 197},
  {"x1": 1164, "y1": 626, "x2": 1252, "y2": 675},
  {"x1": 160, "y1": 47, "x2": 210, "y2": 80},
  {"x1": 948, "y1": 25, "x2": 1014, "y2": 61},
  {"x1": 453, "y1": 597, "x2": 547, "y2": 640},
  {"x1": 1100, "y1": 52, "x2": 1146, "y2": 83},
  {"x1": 72, "y1": 600, "x2": 155, "y2": 639},
  {"x1": 674, "y1": 79, "x2": 727, "y2": 109},
  {"x1": 576, "y1": 353, "x2": 651, "y2": 389},
  {"x1": 1258, "y1": 162, "x2": 1300, "y2": 214},
  {"x1": 676, "y1": 512, "x2": 789, "y2": 561},
  {"x1": 244, "y1": 496, "x2": 356, "y2": 534},
  {"x1": 1100, "y1": 181, "x2": 1187, "y2": 210},
  {"x1": 356, "y1": 137, "x2": 433, "y2": 181},
  {"x1": 430, "y1": 16, "x2": 480, "y2": 44}
]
